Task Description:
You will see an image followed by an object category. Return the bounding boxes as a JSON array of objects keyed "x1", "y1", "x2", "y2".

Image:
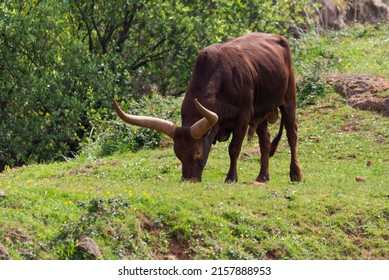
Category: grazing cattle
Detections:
[{"x1": 113, "y1": 33, "x2": 302, "y2": 183}]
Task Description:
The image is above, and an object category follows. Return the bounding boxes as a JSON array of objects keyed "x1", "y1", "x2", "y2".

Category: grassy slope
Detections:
[
  {"x1": 296, "y1": 23, "x2": 389, "y2": 78},
  {"x1": 1, "y1": 25, "x2": 388, "y2": 260}
]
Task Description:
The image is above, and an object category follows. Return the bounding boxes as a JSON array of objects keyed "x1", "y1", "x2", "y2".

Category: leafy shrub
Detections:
[
  {"x1": 0, "y1": 0, "x2": 315, "y2": 171},
  {"x1": 297, "y1": 58, "x2": 332, "y2": 107},
  {"x1": 82, "y1": 94, "x2": 181, "y2": 158}
]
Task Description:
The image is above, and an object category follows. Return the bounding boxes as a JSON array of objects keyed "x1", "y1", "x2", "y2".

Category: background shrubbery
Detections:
[
  {"x1": 2, "y1": 0, "x2": 387, "y2": 170},
  {"x1": 82, "y1": 94, "x2": 181, "y2": 158},
  {"x1": 0, "y1": 0, "x2": 316, "y2": 171}
]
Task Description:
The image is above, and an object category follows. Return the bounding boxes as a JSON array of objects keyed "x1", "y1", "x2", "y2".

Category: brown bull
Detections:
[{"x1": 113, "y1": 33, "x2": 302, "y2": 183}]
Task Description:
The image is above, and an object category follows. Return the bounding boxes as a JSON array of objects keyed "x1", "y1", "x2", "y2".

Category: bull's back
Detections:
[
  {"x1": 184, "y1": 33, "x2": 294, "y2": 124},
  {"x1": 219, "y1": 33, "x2": 293, "y2": 112}
]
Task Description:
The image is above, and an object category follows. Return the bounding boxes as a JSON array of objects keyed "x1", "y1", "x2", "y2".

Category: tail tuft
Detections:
[
  {"x1": 270, "y1": 118, "x2": 283, "y2": 157},
  {"x1": 247, "y1": 125, "x2": 256, "y2": 142}
]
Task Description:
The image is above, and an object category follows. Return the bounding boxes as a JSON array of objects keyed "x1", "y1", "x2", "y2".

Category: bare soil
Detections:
[
  {"x1": 325, "y1": 73, "x2": 389, "y2": 116},
  {"x1": 139, "y1": 213, "x2": 193, "y2": 260}
]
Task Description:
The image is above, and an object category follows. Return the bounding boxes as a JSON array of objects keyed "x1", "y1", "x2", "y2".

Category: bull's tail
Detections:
[{"x1": 270, "y1": 118, "x2": 283, "y2": 157}]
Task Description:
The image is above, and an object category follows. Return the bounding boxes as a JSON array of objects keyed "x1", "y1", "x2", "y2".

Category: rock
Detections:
[
  {"x1": 356, "y1": 176, "x2": 367, "y2": 182},
  {"x1": 7, "y1": 227, "x2": 28, "y2": 243},
  {"x1": 351, "y1": 96, "x2": 389, "y2": 117},
  {"x1": 76, "y1": 236, "x2": 102, "y2": 259},
  {"x1": 315, "y1": 0, "x2": 347, "y2": 29},
  {"x1": 347, "y1": 0, "x2": 389, "y2": 24},
  {"x1": 314, "y1": 0, "x2": 389, "y2": 29},
  {"x1": 325, "y1": 74, "x2": 389, "y2": 117},
  {"x1": 0, "y1": 243, "x2": 11, "y2": 260},
  {"x1": 165, "y1": 255, "x2": 178, "y2": 260},
  {"x1": 269, "y1": 192, "x2": 279, "y2": 198}
]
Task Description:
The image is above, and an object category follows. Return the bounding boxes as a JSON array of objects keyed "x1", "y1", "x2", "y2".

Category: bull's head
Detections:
[{"x1": 112, "y1": 99, "x2": 218, "y2": 182}]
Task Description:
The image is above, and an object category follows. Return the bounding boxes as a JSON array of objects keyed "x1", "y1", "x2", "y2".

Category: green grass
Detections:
[
  {"x1": 294, "y1": 23, "x2": 389, "y2": 78},
  {"x1": 1, "y1": 92, "x2": 387, "y2": 260},
  {"x1": 1, "y1": 24, "x2": 389, "y2": 260}
]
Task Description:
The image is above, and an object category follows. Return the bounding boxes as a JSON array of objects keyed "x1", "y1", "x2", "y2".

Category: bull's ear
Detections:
[
  {"x1": 190, "y1": 99, "x2": 218, "y2": 139},
  {"x1": 113, "y1": 99, "x2": 178, "y2": 139}
]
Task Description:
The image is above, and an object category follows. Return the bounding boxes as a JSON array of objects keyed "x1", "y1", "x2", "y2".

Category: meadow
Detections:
[{"x1": 0, "y1": 24, "x2": 388, "y2": 260}]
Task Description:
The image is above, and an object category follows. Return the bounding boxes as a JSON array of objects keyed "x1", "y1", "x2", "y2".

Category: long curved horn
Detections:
[
  {"x1": 190, "y1": 99, "x2": 219, "y2": 139},
  {"x1": 112, "y1": 99, "x2": 177, "y2": 139}
]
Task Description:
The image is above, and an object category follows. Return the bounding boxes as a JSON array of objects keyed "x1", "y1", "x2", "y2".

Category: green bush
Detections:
[
  {"x1": 82, "y1": 94, "x2": 181, "y2": 158},
  {"x1": 297, "y1": 58, "x2": 332, "y2": 107},
  {"x1": 0, "y1": 0, "x2": 314, "y2": 171},
  {"x1": 291, "y1": 35, "x2": 336, "y2": 107}
]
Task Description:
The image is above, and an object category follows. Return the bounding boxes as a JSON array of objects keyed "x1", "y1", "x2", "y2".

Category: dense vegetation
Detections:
[
  {"x1": 0, "y1": 0, "x2": 388, "y2": 260},
  {"x1": 1, "y1": 0, "x2": 314, "y2": 171}
]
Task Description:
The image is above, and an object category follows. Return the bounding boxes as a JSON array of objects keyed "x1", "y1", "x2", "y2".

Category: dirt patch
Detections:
[
  {"x1": 0, "y1": 243, "x2": 11, "y2": 260},
  {"x1": 167, "y1": 237, "x2": 193, "y2": 260},
  {"x1": 65, "y1": 160, "x2": 121, "y2": 176},
  {"x1": 252, "y1": 212, "x2": 268, "y2": 219},
  {"x1": 5, "y1": 227, "x2": 29, "y2": 243},
  {"x1": 325, "y1": 73, "x2": 389, "y2": 116},
  {"x1": 138, "y1": 213, "x2": 193, "y2": 260},
  {"x1": 265, "y1": 245, "x2": 288, "y2": 260}
]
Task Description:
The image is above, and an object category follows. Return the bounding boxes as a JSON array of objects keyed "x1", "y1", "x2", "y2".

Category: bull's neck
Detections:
[{"x1": 208, "y1": 124, "x2": 220, "y2": 144}]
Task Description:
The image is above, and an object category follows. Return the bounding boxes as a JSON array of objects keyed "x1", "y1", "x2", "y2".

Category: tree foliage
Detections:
[{"x1": 0, "y1": 0, "x2": 313, "y2": 170}]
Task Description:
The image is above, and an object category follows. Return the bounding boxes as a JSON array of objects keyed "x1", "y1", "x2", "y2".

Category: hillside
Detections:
[{"x1": 0, "y1": 24, "x2": 388, "y2": 260}]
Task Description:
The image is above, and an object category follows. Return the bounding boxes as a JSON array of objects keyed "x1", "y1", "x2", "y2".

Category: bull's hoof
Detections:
[
  {"x1": 290, "y1": 171, "x2": 303, "y2": 182},
  {"x1": 255, "y1": 174, "x2": 269, "y2": 183},
  {"x1": 225, "y1": 177, "x2": 238, "y2": 183}
]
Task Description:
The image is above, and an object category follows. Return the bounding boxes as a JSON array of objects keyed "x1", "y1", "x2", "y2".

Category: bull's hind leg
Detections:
[
  {"x1": 255, "y1": 121, "x2": 271, "y2": 183},
  {"x1": 280, "y1": 105, "x2": 302, "y2": 182}
]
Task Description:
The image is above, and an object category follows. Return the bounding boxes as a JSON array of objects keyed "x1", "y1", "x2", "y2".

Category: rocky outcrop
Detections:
[
  {"x1": 315, "y1": 0, "x2": 389, "y2": 29},
  {"x1": 347, "y1": 0, "x2": 389, "y2": 23},
  {"x1": 326, "y1": 73, "x2": 389, "y2": 116},
  {"x1": 76, "y1": 236, "x2": 102, "y2": 259},
  {"x1": 316, "y1": 0, "x2": 347, "y2": 29}
]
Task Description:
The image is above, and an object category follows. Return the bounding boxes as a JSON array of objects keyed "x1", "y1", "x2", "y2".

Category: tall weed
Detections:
[{"x1": 297, "y1": 58, "x2": 332, "y2": 107}]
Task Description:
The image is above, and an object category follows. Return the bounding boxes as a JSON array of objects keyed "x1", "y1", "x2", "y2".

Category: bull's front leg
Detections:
[{"x1": 225, "y1": 121, "x2": 248, "y2": 183}]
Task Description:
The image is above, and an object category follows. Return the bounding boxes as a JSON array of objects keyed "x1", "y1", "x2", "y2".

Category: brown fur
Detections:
[{"x1": 176, "y1": 33, "x2": 302, "y2": 183}]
